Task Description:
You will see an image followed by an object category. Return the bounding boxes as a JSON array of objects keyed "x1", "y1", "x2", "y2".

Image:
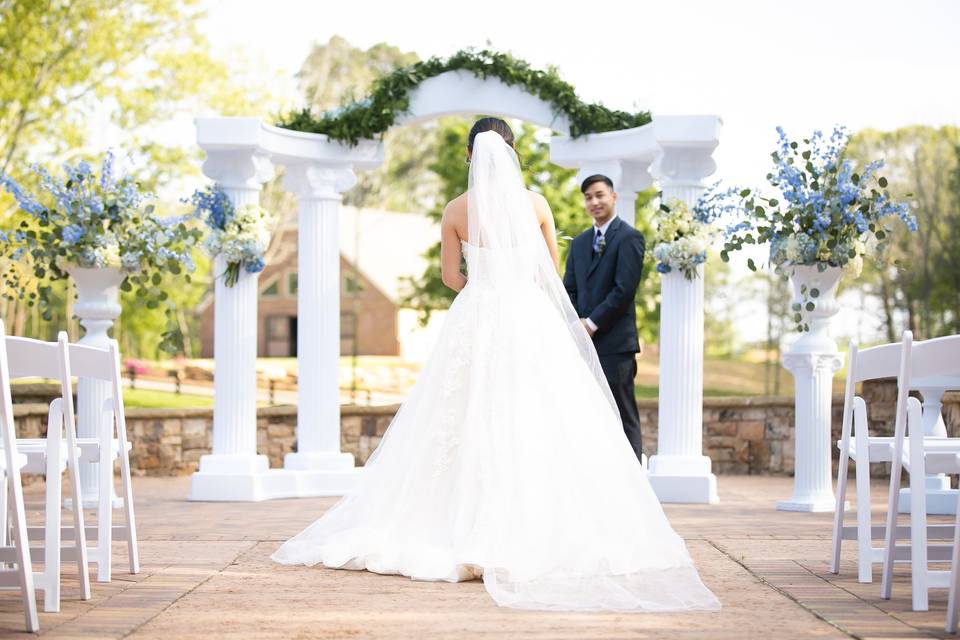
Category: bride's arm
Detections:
[
  {"x1": 440, "y1": 204, "x2": 467, "y2": 292},
  {"x1": 533, "y1": 194, "x2": 561, "y2": 272}
]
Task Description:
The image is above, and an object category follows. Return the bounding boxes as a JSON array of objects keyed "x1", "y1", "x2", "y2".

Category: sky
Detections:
[{"x1": 192, "y1": 0, "x2": 960, "y2": 346}]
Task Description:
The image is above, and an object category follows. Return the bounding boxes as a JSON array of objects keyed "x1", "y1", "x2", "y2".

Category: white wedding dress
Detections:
[{"x1": 272, "y1": 131, "x2": 720, "y2": 613}]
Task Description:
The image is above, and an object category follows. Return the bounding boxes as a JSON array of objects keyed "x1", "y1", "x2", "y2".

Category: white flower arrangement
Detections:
[{"x1": 652, "y1": 198, "x2": 722, "y2": 280}]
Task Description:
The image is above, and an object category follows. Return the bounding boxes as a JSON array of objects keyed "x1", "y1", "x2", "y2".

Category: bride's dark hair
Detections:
[{"x1": 467, "y1": 117, "x2": 515, "y2": 151}]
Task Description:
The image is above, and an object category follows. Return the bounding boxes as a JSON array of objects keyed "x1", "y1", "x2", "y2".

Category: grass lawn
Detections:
[
  {"x1": 635, "y1": 384, "x2": 755, "y2": 399},
  {"x1": 122, "y1": 388, "x2": 213, "y2": 409}
]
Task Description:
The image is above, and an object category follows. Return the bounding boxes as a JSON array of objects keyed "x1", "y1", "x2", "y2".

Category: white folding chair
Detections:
[
  {"x1": 881, "y1": 333, "x2": 960, "y2": 612},
  {"x1": 67, "y1": 339, "x2": 139, "y2": 582},
  {"x1": 831, "y1": 339, "x2": 911, "y2": 582},
  {"x1": 5, "y1": 331, "x2": 91, "y2": 612},
  {"x1": 0, "y1": 320, "x2": 39, "y2": 632}
]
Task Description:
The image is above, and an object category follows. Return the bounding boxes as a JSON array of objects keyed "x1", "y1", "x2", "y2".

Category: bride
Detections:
[{"x1": 273, "y1": 118, "x2": 720, "y2": 613}]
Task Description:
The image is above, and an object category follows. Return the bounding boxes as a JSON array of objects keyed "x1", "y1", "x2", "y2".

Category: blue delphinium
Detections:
[
  {"x1": 722, "y1": 125, "x2": 916, "y2": 277},
  {"x1": 0, "y1": 150, "x2": 201, "y2": 352}
]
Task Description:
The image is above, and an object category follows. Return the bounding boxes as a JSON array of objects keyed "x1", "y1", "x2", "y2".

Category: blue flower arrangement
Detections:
[
  {"x1": 722, "y1": 126, "x2": 916, "y2": 277},
  {"x1": 0, "y1": 151, "x2": 201, "y2": 352}
]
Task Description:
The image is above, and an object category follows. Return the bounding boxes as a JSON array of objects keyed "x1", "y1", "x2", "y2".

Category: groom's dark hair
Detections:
[
  {"x1": 580, "y1": 174, "x2": 614, "y2": 193},
  {"x1": 468, "y1": 117, "x2": 515, "y2": 151}
]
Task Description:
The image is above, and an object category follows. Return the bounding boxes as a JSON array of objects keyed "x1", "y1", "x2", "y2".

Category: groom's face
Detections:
[{"x1": 583, "y1": 182, "x2": 617, "y2": 226}]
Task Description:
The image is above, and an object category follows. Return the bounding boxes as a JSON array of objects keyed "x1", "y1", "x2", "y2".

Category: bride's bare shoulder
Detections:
[
  {"x1": 442, "y1": 192, "x2": 468, "y2": 219},
  {"x1": 526, "y1": 190, "x2": 550, "y2": 219}
]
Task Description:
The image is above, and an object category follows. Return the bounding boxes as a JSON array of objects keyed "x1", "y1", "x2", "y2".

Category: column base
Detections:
[
  {"x1": 65, "y1": 492, "x2": 123, "y2": 511},
  {"x1": 897, "y1": 488, "x2": 958, "y2": 515},
  {"x1": 776, "y1": 495, "x2": 842, "y2": 512},
  {"x1": 283, "y1": 451, "x2": 355, "y2": 471},
  {"x1": 648, "y1": 473, "x2": 719, "y2": 504},
  {"x1": 188, "y1": 453, "x2": 362, "y2": 501},
  {"x1": 188, "y1": 453, "x2": 272, "y2": 502}
]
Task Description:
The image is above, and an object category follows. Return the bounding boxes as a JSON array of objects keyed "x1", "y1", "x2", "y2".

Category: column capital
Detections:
[
  {"x1": 651, "y1": 144, "x2": 718, "y2": 191},
  {"x1": 782, "y1": 351, "x2": 844, "y2": 375},
  {"x1": 201, "y1": 149, "x2": 274, "y2": 191},
  {"x1": 283, "y1": 163, "x2": 357, "y2": 200}
]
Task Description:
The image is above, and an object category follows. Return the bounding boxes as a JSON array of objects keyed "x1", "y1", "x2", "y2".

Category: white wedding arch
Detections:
[{"x1": 188, "y1": 70, "x2": 722, "y2": 503}]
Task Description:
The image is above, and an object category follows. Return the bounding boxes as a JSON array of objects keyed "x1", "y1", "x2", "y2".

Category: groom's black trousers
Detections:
[{"x1": 598, "y1": 353, "x2": 643, "y2": 462}]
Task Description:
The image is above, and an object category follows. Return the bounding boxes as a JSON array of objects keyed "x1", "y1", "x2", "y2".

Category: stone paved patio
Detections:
[{"x1": 0, "y1": 475, "x2": 956, "y2": 639}]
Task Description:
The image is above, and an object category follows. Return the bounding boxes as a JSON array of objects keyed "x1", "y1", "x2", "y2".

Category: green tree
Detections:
[
  {"x1": 845, "y1": 126, "x2": 960, "y2": 340},
  {"x1": 295, "y1": 36, "x2": 441, "y2": 211},
  {"x1": 401, "y1": 119, "x2": 661, "y2": 344},
  {"x1": 0, "y1": 0, "x2": 277, "y2": 356}
]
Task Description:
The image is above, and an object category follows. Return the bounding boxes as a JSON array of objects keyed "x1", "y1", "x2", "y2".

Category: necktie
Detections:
[{"x1": 593, "y1": 229, "x2": 604, "y2": 254}]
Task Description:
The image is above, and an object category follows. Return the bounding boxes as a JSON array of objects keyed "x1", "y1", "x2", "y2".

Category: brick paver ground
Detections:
[{"x1": 0, "y1": 475, "x2": 954, "y2": 639}]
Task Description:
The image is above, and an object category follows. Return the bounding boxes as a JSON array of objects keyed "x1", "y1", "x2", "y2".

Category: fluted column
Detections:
[
  {"x1": 282, "y1": 164, "x2": 356, "y2": 483},
  {"x1": 777, "y1": 265, "x2": 844, "y2": 511},
  {"x1": 647, "y1": 136, "x2": 720, "y2": 503},
  {"x1": 189, "y1": 149, "x2": 274, "y2": 501}
]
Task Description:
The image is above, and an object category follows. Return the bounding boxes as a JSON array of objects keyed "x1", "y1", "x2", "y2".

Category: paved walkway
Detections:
[{"x1": 0, "y1": 475, "x2": 954, "y2": 639}]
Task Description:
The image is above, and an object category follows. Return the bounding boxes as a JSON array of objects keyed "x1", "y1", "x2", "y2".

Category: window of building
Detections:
[
  {"x1": 344, "y1": 273, "x2": 365, "y2": 295},
  {"x1": 260, "y1": 276, "x2": 280, "y2": 298},
  {"x1": 287, "y1": 271, "x2": 298, "y2": 296}
]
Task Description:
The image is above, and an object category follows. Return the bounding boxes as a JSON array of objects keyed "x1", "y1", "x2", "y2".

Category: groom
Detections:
[{"x1": 563, "y1": 175, "x2": 646, "y2": 462}]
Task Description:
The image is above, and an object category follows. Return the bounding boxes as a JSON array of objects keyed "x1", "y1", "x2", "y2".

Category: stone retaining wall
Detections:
[{"x1": 11, "y1": 381, "x2": 960, "y2": 477}]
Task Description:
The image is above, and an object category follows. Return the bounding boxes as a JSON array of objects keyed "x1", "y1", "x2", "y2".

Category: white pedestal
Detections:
[
  {"x1": 648, "y1": 268, "x2": 719, "y2": 504},
  {"x1": 777, "y1": 265, "x2": 844, "y2": 513},
  {"x1": 68, "y1": 267, "x2": 125, "y2": 509}
]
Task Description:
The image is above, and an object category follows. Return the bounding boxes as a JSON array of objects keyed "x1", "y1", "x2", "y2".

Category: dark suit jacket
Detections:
[{"x1": 563, "y1": 216, "x2": 646, "y2": 356}]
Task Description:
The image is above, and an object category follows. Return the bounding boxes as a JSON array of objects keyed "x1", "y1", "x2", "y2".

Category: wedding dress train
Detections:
[{"x1": 272, "y1": 131, "x2": 720, "y2": 613}]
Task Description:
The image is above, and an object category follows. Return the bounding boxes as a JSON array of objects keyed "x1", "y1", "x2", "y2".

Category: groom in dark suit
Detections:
[{"x1": 563, "y1": 175, "x2": 646, "y2": 462}]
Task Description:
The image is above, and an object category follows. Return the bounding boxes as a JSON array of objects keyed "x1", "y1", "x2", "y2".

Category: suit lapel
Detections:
[{"x1": 587, "y1": 217, "x2": 622, "y2": 278}]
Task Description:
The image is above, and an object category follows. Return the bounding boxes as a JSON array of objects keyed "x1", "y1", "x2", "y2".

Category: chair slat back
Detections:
[
  {"x1": 67, "y1": 342, "x2": 115, "y2": 382},
  {"x1": 852, "y1": 341, "x2": 903, "y2": 382},
  {"x1": 909, "y1": 334, "x2": 960, "y2": 382},
  {"x1": 4, "y1": 336, "x2": 63, "y2": 380}
]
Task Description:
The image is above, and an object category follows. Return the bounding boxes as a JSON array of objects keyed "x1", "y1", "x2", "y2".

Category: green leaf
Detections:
[
  {"x1": 879, "y1": 176, "x2": 888, "y2": 188},
  {"x1": 747, "y1": 258, "x2": 756, "y2": 271},
  {"x1": 805, "y1": 302, "x2": 815, "y2": 312},
  {"x1": 810, "y1": 288, "x2": 820, "y2": 298}
]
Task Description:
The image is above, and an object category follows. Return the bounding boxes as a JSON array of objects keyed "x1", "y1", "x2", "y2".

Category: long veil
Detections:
[{"x1": 466, "y1": 131, "x2": 619, "y2": 421}]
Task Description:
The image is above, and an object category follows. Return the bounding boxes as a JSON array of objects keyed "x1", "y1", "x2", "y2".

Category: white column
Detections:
[
  {"x1": 68, "y1": 266, "x2": 125, "y2": 509},
  {"x1": 647, "y1": 143, "x2": 719, "y2": 504},
  {"x1": 281, "y1": 164, "x2": 358, "y2": 494},
  {"x1": 616, "y1": 161, "x2": 653, "y2": 227},
  {"x1": 189, "y1": 149, "x2": 275, "y2": 502},
  {"x1": 777, "y1": 265, "x2": 844, "y2": 512}
]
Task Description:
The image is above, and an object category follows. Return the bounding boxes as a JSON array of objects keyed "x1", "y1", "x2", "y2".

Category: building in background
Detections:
[{"x1": 196, "y1": 207, "x2": 445, "y2": 361}]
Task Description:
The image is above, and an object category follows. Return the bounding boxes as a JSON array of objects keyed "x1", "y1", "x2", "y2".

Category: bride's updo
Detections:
[{"x1": 468, "y1": 117, "x2": 515, "y2": 151}]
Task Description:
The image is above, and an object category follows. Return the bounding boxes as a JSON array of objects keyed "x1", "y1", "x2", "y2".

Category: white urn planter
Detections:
[
  {"x1": 778, "y1": 264, "x2": 845, "y2": 512},
  {"x1": 648, "y1": 267, "x2": 719, "y2": 503},
  {"x1": 67, "y1": 266, "x2": 125, "y2": 509}
]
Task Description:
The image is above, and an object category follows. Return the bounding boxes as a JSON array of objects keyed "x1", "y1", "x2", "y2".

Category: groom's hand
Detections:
[{"x1": 580, "y1": 318, "x2": 596, "y2": 337}]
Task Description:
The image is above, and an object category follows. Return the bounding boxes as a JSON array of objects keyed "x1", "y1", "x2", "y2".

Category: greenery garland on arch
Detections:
[{"x1": 276, "y1": 49, "x2": 651, "y2": 144}]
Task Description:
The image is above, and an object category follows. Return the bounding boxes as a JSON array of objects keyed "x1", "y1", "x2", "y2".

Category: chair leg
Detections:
[
  {"x1": 42, "y1": 447, "x2": 62, "y2": 613},
  {"x1": 947, "y1": 491, "x2": 960, "y2": 633},
  {"x1": 97, "y1": 446, "x2": 112, "y2": 583},
  {"x1": 881, "y1": 456, "x2": 903, "y2": 599},
  {"x1": 0, "y1": 473, "x2": 8, "y2": 554},
  {"x1": 66, "y1": 445, "x2": 91, "y2": 601},
  {"x1": 855, "y1": 450, "x2": 873, "y2": 583},
  {"x1": 6, "y1": 469, "x2": 39, "y2": 632},
  {"x1": 119, "y1": 449, "x2": 139, "y2": 574},
  {"x1": 910, "y1": 462, "x2": 930, "y2": 611},
  {"x1": 831, "y1": 450, "x2": 851, "y2": 575}
]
